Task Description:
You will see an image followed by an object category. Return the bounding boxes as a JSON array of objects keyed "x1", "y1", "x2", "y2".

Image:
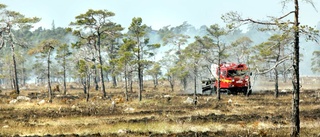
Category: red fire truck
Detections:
[{"x1": 202, "y1": 62, "x2": 252, "y2": 95}]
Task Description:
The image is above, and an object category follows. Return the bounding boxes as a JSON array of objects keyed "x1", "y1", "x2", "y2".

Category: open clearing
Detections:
[{"x1": 0, "y1": 80, "x2": 320, "y2": 137}]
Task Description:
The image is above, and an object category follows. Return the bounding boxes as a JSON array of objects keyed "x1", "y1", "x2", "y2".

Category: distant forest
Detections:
[{"x1": 0, "y1": 4, "x2": 320, "y2": 95}]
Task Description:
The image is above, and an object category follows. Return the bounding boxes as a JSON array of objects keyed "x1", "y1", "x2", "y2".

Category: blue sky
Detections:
[{"x1": 1, "y1": 0, "x2": 320, "y2": 30}]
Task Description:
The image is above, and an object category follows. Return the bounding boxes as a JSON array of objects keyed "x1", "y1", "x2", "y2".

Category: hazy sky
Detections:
[{"x1": 1, "y1": 0, "x2": 320, "y2": 30}]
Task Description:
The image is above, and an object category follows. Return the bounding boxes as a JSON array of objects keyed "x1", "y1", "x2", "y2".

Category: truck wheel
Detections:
[
  {"x1": 210, "y1": 86, "x2": 217, "y2": 95},
  {"x1": 243, "y1": 88, "x2": 248, "y2": 95},
  {"x1": 247, "y1": 89, "x2": 252, "y2": 96},
  {"x1": 234, "y1": 89, "x2": 238, "y2": 95},
  {"x1": 226, "y1": 89, "x2": 231, "y2": 95}
]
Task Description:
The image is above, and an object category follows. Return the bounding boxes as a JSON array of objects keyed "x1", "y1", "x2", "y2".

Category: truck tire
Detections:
[
  {"x1": 242, "y1": 88, "x2": 248, "y2": 95},
  {"x1": 246, "y1": 89, "x2": 252, "y2": 96},
  {"x1": 210, "y1": 86, "x2": 217, "y2": 95},
  {"x1": 226, "y1": 89, "x2": 231, "y2": 95}
]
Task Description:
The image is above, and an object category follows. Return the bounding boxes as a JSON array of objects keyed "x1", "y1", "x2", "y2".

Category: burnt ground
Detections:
[{"x1": 0, "y1": 87, "x2": 320, "y2": 137}]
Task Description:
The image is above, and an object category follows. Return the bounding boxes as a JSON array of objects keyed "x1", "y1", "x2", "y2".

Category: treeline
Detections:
[{"x1": 0, "y1": 4, "x2": 319, "y2": 101}]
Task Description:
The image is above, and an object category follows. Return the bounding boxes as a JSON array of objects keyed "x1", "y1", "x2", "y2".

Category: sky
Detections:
[
  {"x1": 1, "y1": 0, "x2": 320, "y2": 30},
  {"x1": 1, "y1": 0, "x2": 320, "y2": 76}
]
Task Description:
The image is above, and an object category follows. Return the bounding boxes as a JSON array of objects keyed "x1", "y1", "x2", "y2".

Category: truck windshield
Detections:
[{"x1": 228, "y1": 70, "x2": 247, "y2": 77}]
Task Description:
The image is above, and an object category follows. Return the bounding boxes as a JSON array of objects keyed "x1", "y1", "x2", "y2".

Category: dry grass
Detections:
[{"x1": 0, "y1": 80, "x2": 320, "y2": 136}]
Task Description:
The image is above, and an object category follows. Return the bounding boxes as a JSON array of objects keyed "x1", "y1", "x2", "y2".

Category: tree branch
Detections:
[
  {"x1": 255, "y1": 55, "x2": 291, "y2": 75},
  {"x1": 300, "y1": 26, "x2": 320, "y2": 44},
  {"x1": 240, "y1": 18, "x2": 294, "y2": 25},
  {"x1": 222, "y1": 11, "x2": 295, "y2": 26},
  {"x1": 277, "y1": 11, "x2": 295, "y2": 20}
]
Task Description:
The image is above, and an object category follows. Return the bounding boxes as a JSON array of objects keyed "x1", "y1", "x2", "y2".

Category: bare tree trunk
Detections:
[
  {"x1": 94, "y1": 66, "x2": 99, "y2": 91},
  {"x1": 281, "y1": 44, "x2": 288, "y2": 83},
  {"x1": 168, "y1": 75, "x2": 175, "y2": 92},
  {"x1": 194, "y1": 66, "x2": 198, "y2": 105},
  {"x1": 216, "y1": 50, "x2": 221, "y2": 100},
  {"x1": 125, "y1": 64, "x2": 129, "y2": 101},
  {"x1": 109, "y1": 42, "x2": 117, "y2": 88},
  {"x1": 283, "y1": 63, "x2": 288, "y2": 83},
  {"x1": 112, "y1": 75, "x2": 117, "y2": 87},
  {"x1": 11, "y1": 44, "x2": 20, "y2": 94},
  {"x1": 274, "y1": 68, "x2": 279, "y2": 98},
  {"x1": 105, "y1": 71, "x2": 110, "y2": 82},
  {"x1": 22, "y1": 62, "x2": 26, "y2": 86},
  {"x1": 153, "y1": 78, "x2": 156, "y2": 88},
  {"x1": 86, "y1": 73, "x2": 90, "y2": 102},
  {"x1": 10, "y1": 69, "x2": 14, "y2": 89},
  {"x1": 152, "y1": 74, "x2": 158, "y2": 89},
  {"x1": 246, "y1": 74, "x2": 251, "y2": 97},
  {"x1": 138, "y1": 61, "x2": 143, "y2": 101},
  {"x1": 216, "y1": 65, "x2": 221, "y2": 100},
  {"x1": 154, "y1": 75, "x2": 158, "y2": 88},
  {"x1": 82, "y1": 77, "x2": 87, "y2": 94},
  {"x1": 291, "y1": 0, "x2": 300, "y2": 136},
  {"x1": 275, "y1": 43, "x2": 280, "y2": 98},
  {"x1": 129, "y1": 71, "x2": 133, "y2": 93},
  {"x1": 97, "y1": 35, "x2": 106, "y2": 98},
  {"x1": 137, "y1": 40, "x2": 143, "y2": 101},
  {"x1": 182, "y1": 77, "x2": 187, "y2": 91},
  {"x1": 63, "y1": 56, "x2": 67, "y2": 95},
  {"x1": 47, "y1": 50, "x2": 53, "y2": 103}
]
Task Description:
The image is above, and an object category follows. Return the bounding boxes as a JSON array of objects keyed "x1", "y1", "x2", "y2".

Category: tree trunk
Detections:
[
  {"x1": 274, "y1": 68, "x2": 279, "y2": 98},
  {"x1": 216, "y1": 51, "x2": 221, "y2": 100},
  {"x1": 182, "y1": 77, "x2": 187, "y2": 91},
  {"x1": 10, "y1": 69, "x2": 14, "y2": 90},
  {"x1": 283, "y1": 63, "x2": 288, "y2": 83},
  {"x1": 82, "y1": 77, "x2": 87, "y2": 94},
  {"x1": 155, "y1": 75, "x2": 158, "y2": 88},
  {"x1": 86, "y1": 73, "x2": 90, "y2": 102},
  {"x1": 63, "y1": 56, "x2": 67, "y2": 95},
  {"x1": 168, "y1": 76, "x2": 174, "y2": 92},
  {"x1": 281, "y1": 44, "x2": 288, "y2": 83},
  {"x1": 11, "y1": 44, "x2": 20, "y2": 94},
  {"x1": 274, "y1": 42, "x2": 280, "y2": 98},
  {"x1": 138, "y1": 60, "x2": 143, "y2": 101},
  {"x1": 153, "y1": 74, "x2": 158, "y2": 89},
  {"x1": 47, "y1": 50, "x2": 53, "y2": 103},
  {"x1": 94, "y1": 65, "x2": 99, "y2": 91},
  {"x1": 105, "y1": 71, "x2": 110, "y2": 82},
  {"x1": 194, "y1": 66, "x2": 197, "y2": 105},
  {"x1": 125, "y1": 64, "x2": 129, "y2": 101},
  {"x1": 97, "y1": 35, "x2": 106, "y2": 98},
  {"x1": 216, "y1": 65, "x2": 221, "y2": 100},
  {"x1": 110, "y1": 42, "x2": 117, "y2": 88},
  {"x1": 246, "y1": 73, "x2": 251, "y2": 97},
  {"x1": 129, "y1": 71, "x2": 133, "y2": 93},
  {"x1": 137, "y1": 40, "x2": 143, "y2": 101},
  {"x1": 22, "y1": 62, "x2": 26, "y2": 86},
  {"x1": 112, "y1": 75, "x2": 117, "y2": 87},
  {"x1": 153, "y1": 78, "x2": 156, "y2": 88},
  {"x1": 291, "y1": 0, "x2": 300, "y2": 136}
]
